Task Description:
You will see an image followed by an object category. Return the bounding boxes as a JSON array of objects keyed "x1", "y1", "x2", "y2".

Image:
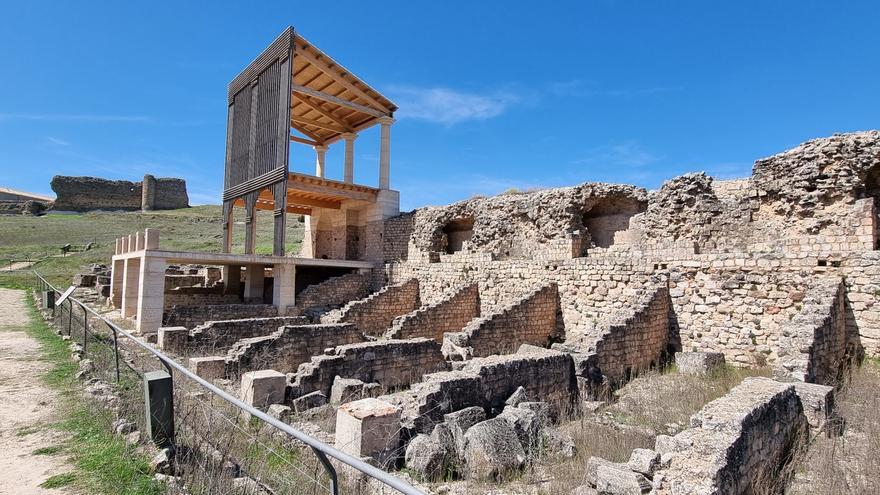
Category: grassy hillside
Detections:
[{"x1": 0, "y1": 206, "x2": 304, "y2": 288}]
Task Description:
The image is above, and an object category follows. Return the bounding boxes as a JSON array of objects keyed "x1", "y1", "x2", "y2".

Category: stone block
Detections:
[
  {"x1": 189, "y1": 356, "x2": 226, "y2": 380},
  {"x1": 335, "y1": 398, "x2": 401, "y2": 467},
  {"x1": 291, "y1": 391, "x2": 328, "y2": 412},
  {"x1": 627, "y1": 448, "x2": 659, "y2": 478},
  {"x1": 596, "y1": 464, "x2": 651, "y2": 494},
  {"x1": 462, "y1": 418, "x2": 525, "y2": 481},
  {"x1": 240, "y1": 370, "x2": 286, "y2": 410},
  {"x1": 157, "y1": 326, "x2": 189, "y2": 352},
  {"x1": 792, "y1": 382, "x2": 834, "y2": 429},
  {"x1": 676, "y1": 351, "x2": 726, "y2": 375},
  {"x1": 330, "y1": 376, "x2": 366, "y2": 404}
]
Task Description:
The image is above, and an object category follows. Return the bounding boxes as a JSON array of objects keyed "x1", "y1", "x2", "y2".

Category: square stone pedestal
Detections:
[
  {"x1": 240, "y1": 370, "x2": 286, "y2": 410},
  {"x1": 335, "y1": 398, "x2": 401, "y2": 467}
]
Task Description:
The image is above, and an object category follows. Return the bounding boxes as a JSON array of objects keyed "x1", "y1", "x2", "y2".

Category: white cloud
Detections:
[
  {"x1": 390, "y1": 86, "x2": 520, "y2": 125},
  {"x1": 45, "y1": 137, "x2": 70, "y2": 146},
  {"x1": 0, "y1": 113, "x2": 152, "y2": 123}
]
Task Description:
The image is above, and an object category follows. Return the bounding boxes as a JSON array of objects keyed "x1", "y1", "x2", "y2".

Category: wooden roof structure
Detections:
[
  {"x1": 222, "y1": 26, "x2": 394, "y2": 255},
  {"x1": 291, "y1": 34, "x2": 397, "y2": 146}
]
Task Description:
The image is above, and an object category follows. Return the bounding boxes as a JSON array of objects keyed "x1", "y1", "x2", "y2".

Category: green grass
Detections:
[
  {"x1": 0, "y1": 206, "x2": 304, "y2": 288},
  {"x1": 33, "y1": 445, "x2": 63, "y2": 455},
  {"x1": 21, "y1": 292, "x2": 162, "y2": 495},
  {"x1": 40, "y1": 472, "x2": 76, "y2": 488}
]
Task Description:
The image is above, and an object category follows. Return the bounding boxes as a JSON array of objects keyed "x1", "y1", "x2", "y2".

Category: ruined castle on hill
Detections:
[{"x1": 86, "y1": 26, "x2": 879, "y2": 495}]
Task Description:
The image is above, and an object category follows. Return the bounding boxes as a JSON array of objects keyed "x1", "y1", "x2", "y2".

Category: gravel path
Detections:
[{"x1": 0, "y1": 288, "x2": 74, "y2": 494}]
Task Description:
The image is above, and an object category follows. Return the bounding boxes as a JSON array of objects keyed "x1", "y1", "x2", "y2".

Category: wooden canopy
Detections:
[
  {"x1": 233, "y1": 172, "x2": 380, "y2": 216},
  {"x1": 291, "y1": 34, "x2": 397, "y2": 146}
]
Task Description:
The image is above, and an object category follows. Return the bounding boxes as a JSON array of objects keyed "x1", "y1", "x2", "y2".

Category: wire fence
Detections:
[{"x1": 34, "y1": 271, "x2": 424, "y2": 495}]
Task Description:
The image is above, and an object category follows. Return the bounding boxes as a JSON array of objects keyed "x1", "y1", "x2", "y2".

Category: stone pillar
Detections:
[
  {"x1": 272, "y1": 264, "x2": 296, "y2": 314},
  {"x1": 121, "y1": 236, "x2": 129, "y2": 253},
  {"x1": 110, "y1": 259, "x2": 124, "y2": 308},
  {"x1": 144, "y1": 229, "x2": 159, "y2": 250},
  {"x1": 121, "y1": 257, "x2": 141, "y2": 318},
  {"x1": 343, "y1": 133, "x2": 356, "y2": 184},
  {"x1": 314, "y1": 145, "x2": 328, "y2": 178},
  {"x1": 115, "y1": 238, "x2": 122, "y2": 255},
  {"x1": 378, "y1": 117, "x2": 394, "y2": 189},
  {"x1": 135, "y1": 231, "x2": 145, "y2": 251},
  {"x1": 144, "y1": 370, "x2": 175, "y2": 447},
  {"x1": 128, "y1": 234, "x2": 135, "y2": 252},
  {"x1": 244, "y1": 265, "x2": 265, "y2": 303},
  {"x1": 136, "y1": 256, "x2": 165, "y2": 336},
  {"x1": 142, "y1": 174, "x2": 157, "y2": 211},
  {"x1": 223, "y1": 264, "x2": 242, "y2": 296}
]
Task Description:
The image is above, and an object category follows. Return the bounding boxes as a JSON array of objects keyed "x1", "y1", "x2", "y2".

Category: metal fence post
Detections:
[
  {"x1": 111, "y1": 325, "x2": 121, "y2": 383},
  {"x1": 312, "y1": 448, "x2": 339, "y2": 495},
  {"x1": 67, "y1": 300, "x2": 73, "y2": 336},
  {"x1": 82, "y1": 304, "x2": 88, "y2": 354},
  {"x1": 144, "y1": 369, "x2": 175, "y2": 448}
]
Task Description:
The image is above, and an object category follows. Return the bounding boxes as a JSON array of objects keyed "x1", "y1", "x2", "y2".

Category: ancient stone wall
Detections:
[
  {"x1": 564, "y1": 284, "x2": 671, "y2": 395},
  {"x1": 163, "y1": 287, "x2": 240, "y2": 310},
  {"x1": 50, "y1": 175, "x2": 188, "y2": 211},
  {"x1": 653, "y1": 377, "x2": 808, "y2": 495},
  {"x1": 163, "y1": 304, "x2": 277, "y2": 330},
  {"x1": 290, "y1": 338, "x2": 447, "y2": 399},
  {"x1": 442, "y1": 284, "x2": 559, "y2": 359},
  {"x1": 225, "y1": 323, "x2": 366, "y2": 376},
  {"x1": 384, "y1": 283, "x2": 481, "y2": 341},
  {"x1": 293, "y1": 272, "x2": 370, "y2": 313},
  {"x1": 164, "y1": 275, "x2": 206, "y2": 291},
  {"x1": 158, "y1": 316, "x2": 308, "y2": 355},
  {"x1": 321, "y1": 278, "x2": 421, "y2": 337},
  {"x1": 383, "y1": 345, "x2": 575, "y2": 433},
  {"x1": 774, "y1": 278, "x2": 858, "y2": 385}
]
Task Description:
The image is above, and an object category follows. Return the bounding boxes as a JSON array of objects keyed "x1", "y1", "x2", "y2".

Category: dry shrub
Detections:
[{"x1": 787, "y1": 359, "x2": 880, "y2": 495}]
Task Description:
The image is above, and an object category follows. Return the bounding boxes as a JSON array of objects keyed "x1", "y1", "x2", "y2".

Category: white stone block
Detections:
[
  {"x1": 240, "y1": 370, "x2": 286, "y2": 410},
  {"x1": 335, "y1": 398, "x2": 401, "y2": 466}
]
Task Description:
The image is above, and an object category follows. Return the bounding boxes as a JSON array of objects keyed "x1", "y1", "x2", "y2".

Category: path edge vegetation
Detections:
[{"x1": 19, "y1": 290, "x2": 162, "y2": 494}]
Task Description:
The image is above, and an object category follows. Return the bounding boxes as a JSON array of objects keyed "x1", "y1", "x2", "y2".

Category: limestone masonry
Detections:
[
  {"x1": 51, "y1": 174, "x2": 188, "y2": 211},
  {"x1": 98, "y1": 130, "x2": 880, "y2": 494}
]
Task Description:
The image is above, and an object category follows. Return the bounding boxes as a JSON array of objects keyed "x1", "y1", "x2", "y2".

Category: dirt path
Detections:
[
  {"x1": 0, "y1": 261, "x2": 36, "y2": 272},
  {"x1": 0, "y1": 288, "x2": 74, "y2": 494}
]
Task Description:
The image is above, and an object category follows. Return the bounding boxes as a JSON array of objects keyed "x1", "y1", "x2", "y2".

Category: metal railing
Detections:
[{"x1": 34, "y1": 270, "x2": 424, "y2": 495}]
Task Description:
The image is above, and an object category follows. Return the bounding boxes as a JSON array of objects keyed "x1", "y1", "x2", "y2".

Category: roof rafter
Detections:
[
  {"x1": 292, "y1": 84, "x2": 388, "y2": 119},
  {"x1": 294, "y1": 44, "x2": 393, "y2": 114}
]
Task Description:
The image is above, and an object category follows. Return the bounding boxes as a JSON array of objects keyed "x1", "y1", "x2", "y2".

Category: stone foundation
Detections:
[
  {"x1": 321, "y1": 278, "x2": 421, "y2": 336},
  {"x1": 384, "y1": 283, "x2": 480, "y2": 342},
  {"x1": 157, "y1": 316, "x2": 308, "y2": 355},
  {"x1": 163, "y1": 304, "x2": 277, "y2": 330}
]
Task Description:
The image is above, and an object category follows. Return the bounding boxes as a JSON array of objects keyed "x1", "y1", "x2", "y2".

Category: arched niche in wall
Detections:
[
  {"x1": 581, "y1": 197, "x2": 646, "y2": 253},
  {"x1": 442, "y1": 217, "x2": 475, "y2": 254}
]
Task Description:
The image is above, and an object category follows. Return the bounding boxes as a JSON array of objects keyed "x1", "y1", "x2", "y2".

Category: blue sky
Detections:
[{"x1": 1, "y1": 1, "x2": 877, "y2": 210}]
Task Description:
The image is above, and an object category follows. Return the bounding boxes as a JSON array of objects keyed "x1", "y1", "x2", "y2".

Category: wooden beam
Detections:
[
  {"x1": 287, "y1": 194, "x2": 342, "y2": 210},
  {"x1": 249, "y1": 198, "x2": 312, "y2": 216},
  {"x1": 288, "y1": 175, "x2": 377, "y2": 202},
  {"x1": 291, "y1": 122, "x2": 324, "y2": 143},
  {"x1": 292, "y1": 84, "x2": 388, "y2": 119},
  {"x1": 294, "y1": 94, "x2": 354, "y2": 132},
  {"x1": 292, "y1": 115, "x2": 348, "y2": 134},
  {"x1": 289, "y1": 135, "x2": 319, "y2": 146},
  {"x1": 294, "y1": 46, "x2": 392, "y2": 113}
]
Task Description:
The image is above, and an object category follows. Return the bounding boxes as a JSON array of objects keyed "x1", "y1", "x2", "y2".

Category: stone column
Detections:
[
  {"x1": 314, "y1": 145, "x2": 329, "y2": 178},
  {"x1": 135, "y1": 231, "x2": 145, "y2": 251},
  {"x1": 244, "y1": 265, "x2": 265, "y2": 303},
  {"x1": 121, "y1": 257, "x2": 141, "y2": 318},
  {"x1": 342, "y1": 133, "x2": 356, "y2": 184},
  {"x1": 272, "y1": 264, "x2": 296, "y2": 314},
  {"x1": 378, "y1": 117, "x2": 394, "y2": 189},
  {"x1": 144, "y1": 229, "x2": 160, "y2": 250},
  {"x1": 222, "y1": 264, "x2": 242, "y2": 296},
  {"x1": 136, "y1": 256, "x2": 165, "y2": 336},
  {"x1": 110, "y1": 259, "x2": 124, "y2": 308}
]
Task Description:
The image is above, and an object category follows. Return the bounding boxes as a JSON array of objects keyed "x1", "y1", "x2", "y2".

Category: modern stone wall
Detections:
[
  {"x1": 382, "y1": 345, "x2": 575, "y2": 433},
  {"x1": 321, "y1": 278, "x2": 421, "y2": 337},
  {"x1": 225, "y1": 323, "x2": 366, "y2": 376},
  {"x1": 289, "y1": 338, "x2": 448, "y2": 399},
  {"x1": 293, "y1": 272, "x2": 370, "y2": 313},
  {"x1": 159, "y1": 316, "x2": 308, "y2": 355},
  {"x1": 774, "y1": 278, "x2": 859, "y2": 385},
  {"x1": 163, "y1": 304, "x2": 277, "y2": 330},
  {"x1": 653, "y1": 377, "x2": 808, "y2": 495},
  {"x1": 50, "y1": 175, "x2": 188, "y2": 211},
  {"x1": 385, "y1": 283, "x2": 480, "y2": 341},
  {"x1": 442, "y1": 284, "x2": 559, "y2": 359}
]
